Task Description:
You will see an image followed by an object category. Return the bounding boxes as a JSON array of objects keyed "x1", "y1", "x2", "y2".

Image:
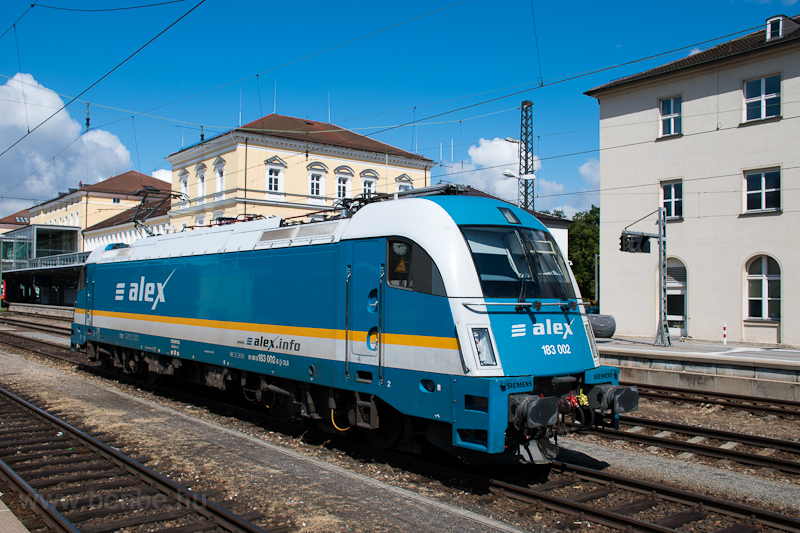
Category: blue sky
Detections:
[{"x1": 0, "y1": 0, "x2": 796, "y2": 218}]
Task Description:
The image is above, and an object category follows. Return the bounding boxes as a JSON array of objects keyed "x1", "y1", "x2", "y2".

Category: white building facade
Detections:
[{"x1": 586, "y1": 15, "x2": 800, "y2": 346}]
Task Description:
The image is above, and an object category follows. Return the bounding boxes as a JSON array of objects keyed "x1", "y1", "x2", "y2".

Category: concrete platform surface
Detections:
[
  {"x1": 599, "y1": 337, "x2": 800, "y2": 367},
  {"x1": 0, "y1": 498, "x2": 29, "y2": 533}
]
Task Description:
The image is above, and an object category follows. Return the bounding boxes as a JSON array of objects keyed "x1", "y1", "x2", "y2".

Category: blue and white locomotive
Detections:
[{"x1": 71, "y1": 185, "x2": 637, "y2": 463}]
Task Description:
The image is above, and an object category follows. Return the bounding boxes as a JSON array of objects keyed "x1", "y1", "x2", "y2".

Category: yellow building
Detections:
[
  {"x1": 27, "y1": 171, "x2": 171, "y2": 252},
  {"x1": 166, "y1": 114, "x2": 434, "y2": 226}
]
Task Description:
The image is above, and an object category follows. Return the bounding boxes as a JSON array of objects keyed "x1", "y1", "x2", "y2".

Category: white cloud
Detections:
[
  {"x1": 433, "y1": 138, "x2": 602, "y2": 219},
  {"x1": 0, "y1": 73, "x2": 130, "y2": 216},
  {"x1": 579, "y1": 157, "x2": 600, "y2": 187},
  {"x1": 688, "y1": 47, "x2": 702, "y2": 56},
  {"x1": 152, "y1": 169, "x2": 172, "y2": 182}
]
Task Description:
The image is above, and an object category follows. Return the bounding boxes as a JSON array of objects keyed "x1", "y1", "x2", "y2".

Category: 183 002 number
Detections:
[{"x1": 542, "y1": 344, "x2": 571, "y2": 355}]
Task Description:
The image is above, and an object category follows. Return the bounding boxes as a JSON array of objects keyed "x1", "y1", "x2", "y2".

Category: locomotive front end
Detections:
[{"x1": 430, "y1": 199, "x2": 638, "y2": 463}]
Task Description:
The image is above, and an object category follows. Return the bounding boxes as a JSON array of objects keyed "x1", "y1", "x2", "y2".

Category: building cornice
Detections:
[
  {"x1": 587, "y1": 34, "x2": 800, "y2": 99},
  {"x1": 167, "y1": 131, "x2": 431, "y2": 171}
]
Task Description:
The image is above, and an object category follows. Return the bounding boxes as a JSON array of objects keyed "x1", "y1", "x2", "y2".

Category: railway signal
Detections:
[
  {"x1": 619, "y1": 232, "x2": 652, "y2": 253},
  {"x1": 619, "y1": 208, "x2": 670, "y2": 346}
]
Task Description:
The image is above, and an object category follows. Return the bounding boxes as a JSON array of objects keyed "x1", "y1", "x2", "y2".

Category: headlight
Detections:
[{"x1": 471, "y1": 327, "x2": 497, "y2": 366}]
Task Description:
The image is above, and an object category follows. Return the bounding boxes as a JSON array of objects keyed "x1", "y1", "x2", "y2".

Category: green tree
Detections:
[{"x1": 568, "y1": 205, "x2": 599, "y2": 302}]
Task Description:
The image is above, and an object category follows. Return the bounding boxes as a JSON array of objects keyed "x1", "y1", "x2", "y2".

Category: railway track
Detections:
[
  {"x1": 2, "y1": 327, "x2": 800, "y2": 532},
  {"x1": 590, "y1": 415, "x2": 800, "y2": 475},
  {"x1": 0, "y1": 386, "x2": 289, "y2": 533},
  {"x1": 489, "y1": 461, "x2": 800, "y2": 533},
  {"x1": 629, "y1": 383, "x2": 800, "y2": 418},
  {"x1": 0, "y1": 316, "x2": 72, "y2": 337}
]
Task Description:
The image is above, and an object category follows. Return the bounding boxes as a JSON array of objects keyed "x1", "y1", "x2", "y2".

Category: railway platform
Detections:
[
  {"x1": 598, "y1": 336, "x2": 800, "y2": 401},
  {"x1": 0, "y1": 499, "x2": 29, "y2": 533}
]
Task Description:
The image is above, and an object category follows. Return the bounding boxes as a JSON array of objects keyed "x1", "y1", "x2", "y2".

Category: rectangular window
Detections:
[
  {"x1": 767, "y1": 18, "x2": 782, "y2": 40},
  {"x1": 744, "y1": 75, "x2": 780, "y2": 121},
  {"x1": 745, "y1": 169, "x2": 780, "y2": 212},
  {"x1": 215, "y1": 168, "x2": 224, "y2": 194},
  {"x1": 662, "y1": 181, "x2": 683, "y2": 218},
  {"x1": 310, "y1": 174, "x2": 321, "y2": 196},
  {"x1": 363, "y1": 179, "x2": 375, "y2": 195},
  {"x1": 337, "y1": 177, "x2": 348, "y2": 199},
  {"x1": 268, "y1": 169, "x2": 280, "y2": 192},
  {"x1": 660, "y1": 96, "x2": 682, "y2": 136}
]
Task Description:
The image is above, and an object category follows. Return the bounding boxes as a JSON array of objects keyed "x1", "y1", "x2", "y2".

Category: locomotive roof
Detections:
[{"x1": 86, "y1": 194, "x2": 550, "y2": 265}]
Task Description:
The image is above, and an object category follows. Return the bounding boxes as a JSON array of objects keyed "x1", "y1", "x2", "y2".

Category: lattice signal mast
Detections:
[{"x1": 518, "y1": 101, "x2": 535, "y2": 211}]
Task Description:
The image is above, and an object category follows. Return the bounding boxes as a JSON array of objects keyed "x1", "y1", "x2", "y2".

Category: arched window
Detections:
[
  {"x1": 307, "y1": 162, "x2": 328, "y2": 205},
  {"x1": 747, "y1": 255, "x2": 780, "y2": 319},
  {"x1": 179, "y1": 169, "x2": 189, "y2": 208},
  {"x1": 195, "y1": 163, "x2": 207, "y2": 205},
  {"x1": 666, "y1": 258, "x2": 687, "y2": 337},
  {"x1": 361, "y1": 169, "x2": 378, "y2": 196},
  {"x1": 334, "y1": 166, "x2": 353, "y2": 200},
  {"x1": 395, "y1": 173, "x2": 413, "y2": 192},
  {"x1": 265, "y1": 156, "x2": 286, "y2": 201},
  {"x1": 213, "y1": 157, "x2": 225, "y2": 200}
]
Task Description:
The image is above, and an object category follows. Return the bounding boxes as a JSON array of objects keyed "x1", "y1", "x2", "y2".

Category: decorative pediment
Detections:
[
  {"x1": 194, "y1": 162, "x2": 207, "y2": 172},
  {"x1": 334, "y1": 165, "x2": 354, "y2": 175},
  {"x1": 213, "y1": 156, "x2": 226, "y2": 168},
  {"x1": 265, "y1": 155, "x2": 287, "y2": 167},
  {"x1": 395, "y1": 173, "x2": 412, "y2": 183},
  {"x1": 360, "y1": 169, "x2": 379, "y2": 178},
  {"x1": 307, "y1": 162, "x2": 328, "y2": 173},
  {"x1": 178, "y1": 168, "x2": 189, "y2": 180}
]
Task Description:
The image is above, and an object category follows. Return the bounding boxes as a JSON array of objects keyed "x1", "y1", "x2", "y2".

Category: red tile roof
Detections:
[
  {"x1": 218, "y1": 114, "x2": 431, "y2": 163},
  {"x1": 586, "y1": 15, "x2": 800, "y2": 96},
  {"x1": 82, "y1": 171, "x2": 172, "y2": 196},
  {"x1": 85, "y1": 199, "x2": 170, "y2": 233},
  {"x1": 0, "y1": 209, "x2": 31, "y2": 226}
]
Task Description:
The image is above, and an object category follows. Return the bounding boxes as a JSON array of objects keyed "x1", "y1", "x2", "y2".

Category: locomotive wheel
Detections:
[{"x1": 365, "y1": 400, "x2": 403, "y2": 450}]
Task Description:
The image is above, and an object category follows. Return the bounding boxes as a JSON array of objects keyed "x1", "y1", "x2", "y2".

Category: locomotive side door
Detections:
[{"x1": 347, "y1": 240, "x2": 385, "y2": 381}]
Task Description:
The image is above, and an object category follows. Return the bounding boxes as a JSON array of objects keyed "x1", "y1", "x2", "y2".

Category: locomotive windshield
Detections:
[{"x1": 461, "y1": 226, "x2": 576, "y2": 300}]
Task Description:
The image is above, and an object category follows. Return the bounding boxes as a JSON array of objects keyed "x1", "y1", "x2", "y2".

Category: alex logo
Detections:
[
  {"x1": 511, "y1": 318, "x2": 575, "y2": 340},
  {"x1": 114, "y1": 270, "x2": 175, "y2": 311},
  {"x1": 247, "y1": 336, "x2": 301, "y2": 352}
]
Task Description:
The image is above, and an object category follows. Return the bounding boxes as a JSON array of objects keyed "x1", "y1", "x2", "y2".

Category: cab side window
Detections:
[{"x1": 387, "y1": 239, "x2": 446, "y2": 296}]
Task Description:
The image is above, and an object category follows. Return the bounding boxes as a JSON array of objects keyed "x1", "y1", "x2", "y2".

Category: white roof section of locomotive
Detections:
[
  {"x1": 86, "y1": 215, "x2": 353, "y2": 264},
  {"x1": 340, "y1": 198, "x2": 483, "y2": 299}
]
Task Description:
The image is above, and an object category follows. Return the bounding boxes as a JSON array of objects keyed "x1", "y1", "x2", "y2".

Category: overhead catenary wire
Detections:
[
  {"x1": 130, "y1": 1, "x2": 468, "y2": 118},
  {"x1": 0, "y1": 0, "x2": 207, "y2": 161},
  {"x1": 0, "y1": 1, "x2": 37, "y2": 42},
  {"x1": 0, "y1": 16, "x2": 779, "y2": 207},
  {"x1": 36, "y1": 0, "x2": 188, "y2": 12},
  {"x1": 0, "y1": 18, "x2": 768, "y2": 155}
]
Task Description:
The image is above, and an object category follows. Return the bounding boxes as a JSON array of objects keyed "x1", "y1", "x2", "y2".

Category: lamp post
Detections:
[{"x1": 502, "y1": 168, "x2": 536, "y2": 211}]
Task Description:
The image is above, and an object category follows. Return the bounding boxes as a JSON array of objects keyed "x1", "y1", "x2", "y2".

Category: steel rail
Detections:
[
  {"x1": 0, "y1": 317, "x2": 72, "y2": 335},
  {"x1": 0, "y1": 330, "x2": 84, "y2": 360},
  {"x1": 615, "y1": 415, "x2": 800, "y2": 454},
  {"x1": 553, "y1": 462, "x2": 800, "y2": 532},
  {"x1": 627, "y1": 382, "x2": 800, "y2": 416},
  {"x1": 0, "y1": 387, "x2": 275, "y2": 533},
  {"x1": 590, "y1": 426, "x2": 800, "y2": 475},
  {"x1": 0, "y1": 456, "x2": 82, "y2": 533},
  {"x1": 490, "y1": 478, "x2": 675, "y2": 533}
]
